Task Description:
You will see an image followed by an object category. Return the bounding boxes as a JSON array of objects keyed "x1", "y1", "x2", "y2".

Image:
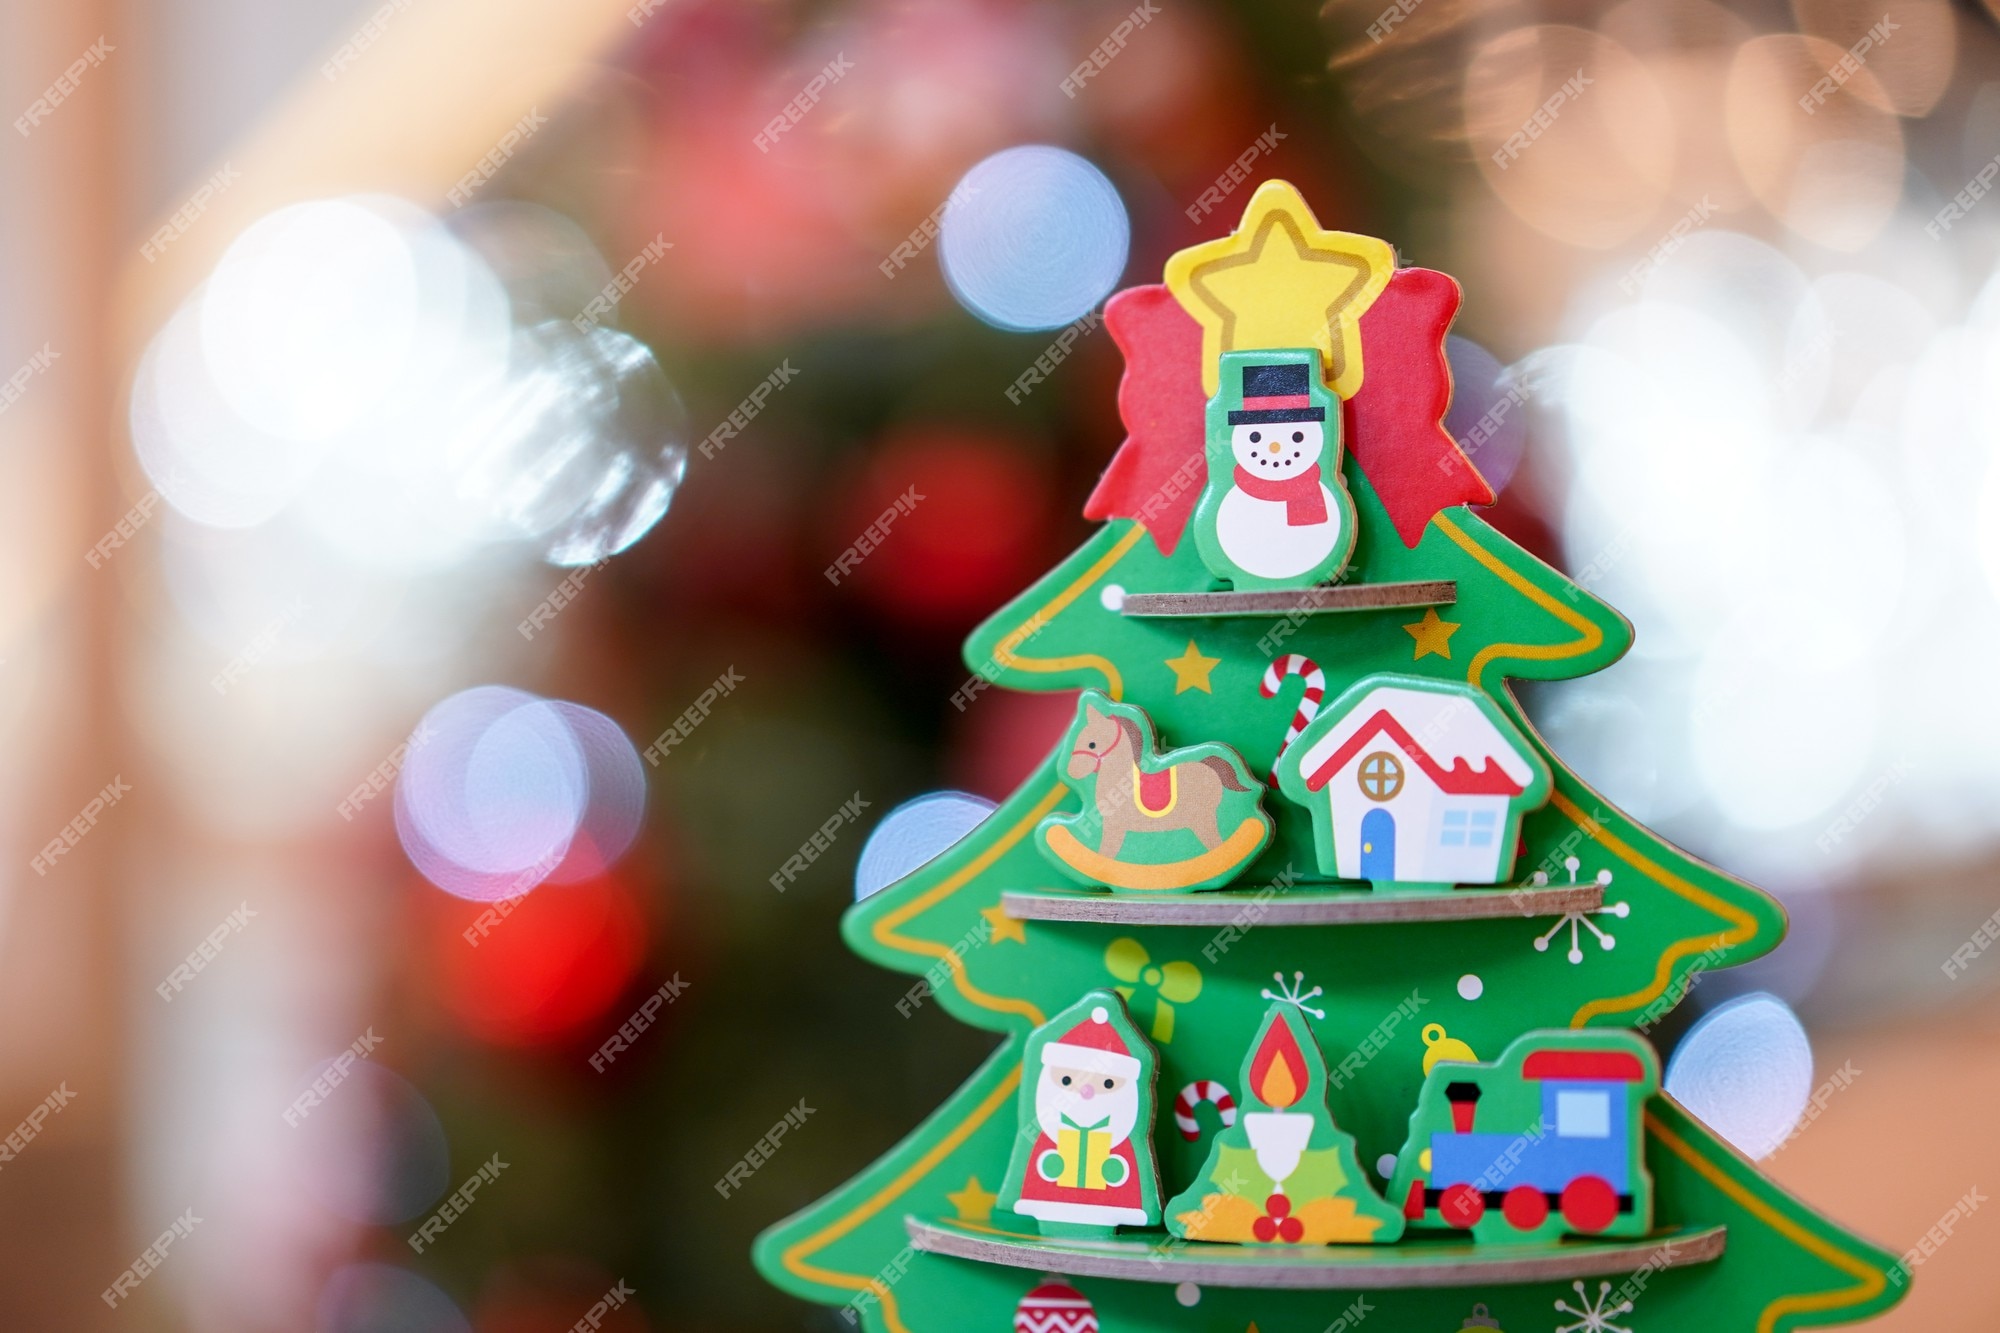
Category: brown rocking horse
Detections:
[
  {"x1": 1040, "y1": 692, "x2": 1274, "y2": 893},
  {"x1": 1066, "y1": 702, "x2": 1252, "y2": 858}
]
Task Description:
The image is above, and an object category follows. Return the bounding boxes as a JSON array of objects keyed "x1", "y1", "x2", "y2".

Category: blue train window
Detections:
[
  {"x1": 1556, "y1": 1090, "x2": 1611, "y2": 1138},
  {"x1": 1440, "y1": 809, "x2": 1499, "y2": 848}
]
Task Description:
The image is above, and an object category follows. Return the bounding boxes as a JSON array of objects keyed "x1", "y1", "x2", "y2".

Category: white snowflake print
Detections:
[
  {"x1": 1554, "y1": 1278, "x2": 1634, "y2": 1333},
  {"x1": 1531, "y1": 856, "x2": 1629, "y2": 964},
  {"x1": 1260, "y1": 969, "x2": 1326, "y2": 1018}
]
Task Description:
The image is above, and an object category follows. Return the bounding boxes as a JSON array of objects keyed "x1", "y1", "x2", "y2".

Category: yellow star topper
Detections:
[{"x1": 1164, "y1": 179, "x2": 1395, "y2": 399}]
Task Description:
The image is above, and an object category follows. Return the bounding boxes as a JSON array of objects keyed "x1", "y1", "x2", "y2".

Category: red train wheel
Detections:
[
  {"x1": 1560, "y1": 1175, "x2": 1619, "y2": 1233},
  {"x1": 1439, "y1": 1183, "x2": 1485, "y2": 1228},
  {"x1": 1502, "y1": 1184, "x2": 1549, "y2": 1230}
]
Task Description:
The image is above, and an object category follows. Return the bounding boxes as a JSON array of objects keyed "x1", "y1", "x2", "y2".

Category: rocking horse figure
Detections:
[{"x1": 1037, "y1": 691, "x2": 1273, "y2": 893}]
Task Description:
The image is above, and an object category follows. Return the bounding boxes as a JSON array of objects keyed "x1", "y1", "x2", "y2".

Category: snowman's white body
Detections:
[{"x1": 1214, "y1": 421, "x2": 1343, "y2": 580}]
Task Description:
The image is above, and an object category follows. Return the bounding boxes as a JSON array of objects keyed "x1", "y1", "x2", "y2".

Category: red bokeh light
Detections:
[
  {"x1": 828, "y1": 428, "x2": 1055, "y2": 626},
  {"x1": 473, "y1": 1256, "x2": 650, "y2": 1333},
  {"x1": 947, "y1": 687, "x2": 1078, "y2": 801},
  {"x1": 428, "y1": 875, "x2": 648, "y2": 1045}
]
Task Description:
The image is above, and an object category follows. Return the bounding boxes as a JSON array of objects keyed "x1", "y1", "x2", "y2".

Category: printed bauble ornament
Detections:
[{"x1": 1012, "y1": 1276, "x2": 1099, "y2": 1333}]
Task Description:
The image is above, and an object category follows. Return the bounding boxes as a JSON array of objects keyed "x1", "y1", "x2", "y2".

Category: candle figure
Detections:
[{"x1": 1166, "y1": 996, "x2": 1402, "y2": 1244}]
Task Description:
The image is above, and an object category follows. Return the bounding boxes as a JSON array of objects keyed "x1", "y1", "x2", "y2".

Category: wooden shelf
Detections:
[
  {"x1": 1119, "y1": 581, "x2": 1455, "y2": 619},
  {"x1": 906, "y1": 1217, "x2": 1726, "y2": 1290},
  {"x1": 1002, "y1": 882, "x2": 1604, "y2": 926}
]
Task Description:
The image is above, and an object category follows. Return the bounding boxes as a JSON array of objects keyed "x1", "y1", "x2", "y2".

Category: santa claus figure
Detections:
[{"x1": 1006, "y1": 996, "x2": 1159, "y2": 1234}]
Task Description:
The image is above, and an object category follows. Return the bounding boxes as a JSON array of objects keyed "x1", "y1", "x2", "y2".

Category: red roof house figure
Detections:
[{"x1": 1274, "y1": 674, "x2": 1552, "y2": 889}]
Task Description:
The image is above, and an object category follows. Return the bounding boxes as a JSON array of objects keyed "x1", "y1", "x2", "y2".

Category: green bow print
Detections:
[{"x1": 1104, "y1": 937, "x2": 1203, "y2": 1044}]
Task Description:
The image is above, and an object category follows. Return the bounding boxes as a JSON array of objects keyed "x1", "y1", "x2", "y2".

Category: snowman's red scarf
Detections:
[{"x1": 1232, "y1": 464, "x2": 1327, "y2": 526}]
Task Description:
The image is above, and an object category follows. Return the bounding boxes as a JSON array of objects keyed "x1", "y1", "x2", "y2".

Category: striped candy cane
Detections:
[
  {"x1": 1260, "y1": 653, "x2": 1326, "y2": 782},
  {"x1": 1173, "y1": 1080, "x2": 1238, "y2": 1140}
]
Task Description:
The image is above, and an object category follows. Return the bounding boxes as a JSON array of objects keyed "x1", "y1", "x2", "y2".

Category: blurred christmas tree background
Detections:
[{"x1": 8, "y1": 0, "x2": 2000, "y2": 1327}]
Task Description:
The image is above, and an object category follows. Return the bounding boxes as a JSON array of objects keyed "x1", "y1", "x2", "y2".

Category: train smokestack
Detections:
[{"x1": 1446, "y1": 1081, "x2": 1481, "y2": 1134}]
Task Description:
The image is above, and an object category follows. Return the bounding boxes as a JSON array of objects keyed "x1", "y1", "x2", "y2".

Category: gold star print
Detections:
[
  {"x1": 1164, "y1": 640, "x2": 1221, "y2": 694},
  {"x1": 1404, "y1": 607, "x2": 1461, "y2": 660},
  {"x1": 945, "y1": 1175, "x2": 998, "y2": 1224},
  {"x1": 1164, "y1": 179, "x2": 1395, "y2": 398},
  {"x1": 980, "y1": 902, "x2": 1026, "y2": 945}
]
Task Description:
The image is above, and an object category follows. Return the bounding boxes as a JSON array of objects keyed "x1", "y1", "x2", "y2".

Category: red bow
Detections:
[{"x1": 1084, "y1": 269, "x2": 1493, "y2": 552}]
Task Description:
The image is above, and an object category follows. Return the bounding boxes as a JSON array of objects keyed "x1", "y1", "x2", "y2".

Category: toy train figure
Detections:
[{"x1": 1387, "y1": 1030, "x2": 1659, "y2": 1244}]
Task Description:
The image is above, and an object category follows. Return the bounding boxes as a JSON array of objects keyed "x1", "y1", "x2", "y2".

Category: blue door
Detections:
[{"x1": 1360, "y1": 808, "x2": 1396, "y2": 882}]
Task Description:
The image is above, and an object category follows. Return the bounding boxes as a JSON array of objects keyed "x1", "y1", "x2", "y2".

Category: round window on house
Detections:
[{"x1": 1357, "y1": 750, "x2": 1403, "y2": 801}]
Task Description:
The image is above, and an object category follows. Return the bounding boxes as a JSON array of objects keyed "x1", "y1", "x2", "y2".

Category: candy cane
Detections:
[
  {"x1": 1173, "y1": 1080, "x2": 1237, "y2": 1140},
  {"x1": 1260, "y1": 654, "x2": 1326, "y2": 782}
]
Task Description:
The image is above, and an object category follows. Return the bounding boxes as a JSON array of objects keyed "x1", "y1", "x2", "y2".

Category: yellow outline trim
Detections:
[
  {"x1": 796, "y1": 525, "x2": 1152, "y2": 1318},
  {"x1": 1648, "y1": 1110, "x2": 1888, "y2": 1333},
  {"x1": 780, "y1": 1068, "x2": 1021, "y2": 1333},
  {"x1": 1560, "y1": 791, "x2": 1761, "y2": 1026},
  {"x1": 1429, "y1": 513, "x2": 1765, "y2": 1025},
  {"x1": 870, "y1": 790, "x2": 1059, "y2": 1027},
  {"x1": 989, "y1": 524, "x2": 1147, "y2": 699},
  {"x1": 1433, "y1": 512, "x2": 1603, "y2": 688},
  {"x1": 867, "y1": 524, "x2": 1149, "y2": 1023}
]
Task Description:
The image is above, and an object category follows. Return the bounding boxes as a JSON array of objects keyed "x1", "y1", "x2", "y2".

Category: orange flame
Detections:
[{"x1": 1250, "y1": 1015, "x2": 1308, "y2": 1109}]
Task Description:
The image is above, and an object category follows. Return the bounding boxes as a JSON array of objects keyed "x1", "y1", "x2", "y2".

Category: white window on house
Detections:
[
  {"x1": 1555, "y1": 1090, "x2": 1611, "y2": 1138},
  {"x1": 1439, "y1": 809, "x2": 1499, "y2": 848}
]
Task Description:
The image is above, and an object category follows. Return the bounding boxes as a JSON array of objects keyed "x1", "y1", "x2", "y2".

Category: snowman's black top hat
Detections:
[{"x1": 1227, "y1": 361, "x2": 1326, "y2": 425}]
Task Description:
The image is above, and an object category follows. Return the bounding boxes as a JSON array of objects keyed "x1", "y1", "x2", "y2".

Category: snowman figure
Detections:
[{"x1": 1192, "y1": 350, "x2": 1358, "y2": 591}]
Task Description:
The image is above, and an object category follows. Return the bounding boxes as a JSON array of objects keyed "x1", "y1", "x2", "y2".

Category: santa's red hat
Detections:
[{"x1": 1040, "y1": 1004, "x2": 1140, "y2": 1079}]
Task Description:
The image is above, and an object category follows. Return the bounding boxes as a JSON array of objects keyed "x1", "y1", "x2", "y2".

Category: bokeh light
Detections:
[
  {"x1": 396, "y1": 688, "x2": 646, "y2": 901},
  {"x1": 451, "y1": 320, "x2": 690, "y2": 568},
  {"x1": 946, "y1": 688, "x2": 1081, "y2": 800},
  {"x1": 1792, "y1": 0, "x2": 1956, "y2": 118},
  {"x1": 1522, "y1": 218, "x2": 2000, "y2": 876},
  {"x1": 854, "y1": 791, "x2": 997, "y2": 900},
  {"x1": 544, "y1": 702, "x2": 648, "y2": 884},
  {"x1": 293, "y1": 1063, "x2": 451, "y2": 1226},
  {"x1": 430, "y1": 874, "x2": 648, "y2": 1045},
  {"x1": 132, "y1": 299, "x2": 328, "y2": 530},
  {"x1": 1464, "y1": 25, "x2": 1674, "y2": 249},
  {"x1": 1442, "y1": 336, "x2": 1527, "y2": 494},
  {"x1": 1665, "y1": 992, "x2": 1814, "y2": 1160},
  {"x1": 470, "y1": 1256, "x2": 652, "y2": 1333},
  {"x1": 201, "y1": 199, "x2": 424, "y2": 442},
  {"x1": 317, "y1": 1264, "x2": 470, "y2": 1333},
  {"x1": 1724, "y1": 34, "x2": 1904, "y2": 252},
  {"x1": 398, "y1": 687, "x2": 588, "y2": 899},
  {"x1": 939, "y1": 145, "x2": 1129, "y2": 331},
  {"x1": 132, "y1": 195, "x2": 687, "y2": 570},
  {"x1": 829, "y1": 428, "x2": 1055, "y2": 626}
]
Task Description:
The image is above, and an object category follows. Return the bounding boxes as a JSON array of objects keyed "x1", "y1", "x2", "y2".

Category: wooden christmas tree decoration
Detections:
[
  {"x1": 1390, "y1": 1029, "x2": 1658, "y2": 1244},
  {"x1": 1165, "y1": 999, "x2": 1402, "y2": 1245},
  {"x1": 755, "y1": 178, "x2": 1908, "y2": 1331},
  {"x1": 1013, "y1": 1277, "x2": 1099, "y2": 1333},
  {"x1": 998, "y1": 990, "x2": 1163, "y2": 1237},
  {"x1": 1038, "y1": 691, "x2": 1273, "y2": 892},
  {"x1": 1275, "y1": 673, "x2": 1552, "y2": 890},
  {"x1": 1193, "y1": 349, "x2": 1358, "y2": 591}
]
